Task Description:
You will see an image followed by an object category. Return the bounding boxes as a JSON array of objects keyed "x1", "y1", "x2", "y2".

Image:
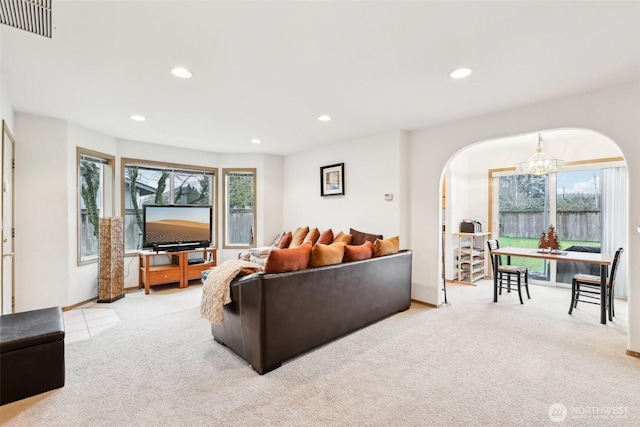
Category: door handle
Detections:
[{"x1": 3, "y1": 252, "x2": 14, "y2": 258}]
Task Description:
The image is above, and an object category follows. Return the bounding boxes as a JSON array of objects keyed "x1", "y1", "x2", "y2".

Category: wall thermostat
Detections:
[{"x1": 384, "y1": 193, "x2": 393, "y2": 201}]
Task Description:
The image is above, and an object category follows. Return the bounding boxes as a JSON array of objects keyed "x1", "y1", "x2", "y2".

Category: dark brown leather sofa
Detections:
[{"x1": 210, "y1": 249, "x2": 412, "y2": 374}]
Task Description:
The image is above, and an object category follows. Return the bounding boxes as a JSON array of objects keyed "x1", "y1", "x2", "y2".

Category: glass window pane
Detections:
[
  {"x1": 498, "y1": 174, "x2": 548, "y2": 280},
  {"x1": 555, "y1": 169, "x2": 601, "y2": 283},
  {"x1": 79, "y1": 159, "x2": 104, "y2": 261},
  {"x1": 224, "y1": 170, "x2": 256, "y2": 247},
  {"x1": 173, "y1": 173, "x2": 211, "y2": 205}
]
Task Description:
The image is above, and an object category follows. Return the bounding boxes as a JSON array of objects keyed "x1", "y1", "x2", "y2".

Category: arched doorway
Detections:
[{"x1": 442, "y1": 129, "x2": 628, "y2": 307}]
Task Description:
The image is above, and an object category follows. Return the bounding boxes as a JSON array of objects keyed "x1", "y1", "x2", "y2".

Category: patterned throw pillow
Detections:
[
  {"x1": 270, "y1": 231, "x2": 286, "y2": 247},
  {"x1": 373, "y1": 236, "x2": 400, "y2": 257}
]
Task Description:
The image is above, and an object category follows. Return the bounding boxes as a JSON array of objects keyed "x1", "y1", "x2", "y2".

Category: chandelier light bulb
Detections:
[{"x1": 516, "y1": 133, "x2": 564, "y2": 176}]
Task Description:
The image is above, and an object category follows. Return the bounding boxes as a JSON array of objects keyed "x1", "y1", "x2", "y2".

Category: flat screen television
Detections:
[{"x1": 142, "y1": 204, "x2": 212, "y2": 251}]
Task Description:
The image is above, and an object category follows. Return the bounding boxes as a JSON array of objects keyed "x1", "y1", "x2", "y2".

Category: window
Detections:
[
  {"x1": 122, "y1": 159, "x2": 216, "y2": 252},
  {"x1": 491, "y1": 159, "x2": 623, "y2": 285},
  {"x1": 223, "y1": 168, "x2": 256, "y2": 248},
  {"x1": 78, "y1": 148, "x2": 114, "y2": 264}
]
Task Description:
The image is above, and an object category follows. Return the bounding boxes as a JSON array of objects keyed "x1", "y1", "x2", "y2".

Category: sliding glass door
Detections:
[
  {"x1": 555, "y1": 170, "x2": 601, "y2": 284},
  {"x1": 498, "y1": 174, "x2": 549, "y2": 280},
  {"x1": 496, "y1": 168, "x2": 601, "y2": 285}
]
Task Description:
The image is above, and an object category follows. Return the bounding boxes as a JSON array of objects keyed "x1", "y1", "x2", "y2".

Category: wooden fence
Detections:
[
  {"x1": 499, "y1": 211, "x2": 601, "y2": 241},
  {"x1": 227, "y1": 210, "x2": 253, "y2": 245}
]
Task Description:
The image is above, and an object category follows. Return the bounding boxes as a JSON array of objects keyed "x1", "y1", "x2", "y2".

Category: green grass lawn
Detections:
[{"x1": 497, "y1": 237, "x2": 599, "y2": 271}]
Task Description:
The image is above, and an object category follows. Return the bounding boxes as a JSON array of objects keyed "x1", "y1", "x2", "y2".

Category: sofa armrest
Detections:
[{"x1": 210, "y1": 274, "x2": 267, "y2": 372}]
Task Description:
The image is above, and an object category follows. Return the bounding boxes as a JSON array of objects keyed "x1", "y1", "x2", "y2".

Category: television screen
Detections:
[{"x1": 143, "y1": 205, "x2": 212, "y2": 249}]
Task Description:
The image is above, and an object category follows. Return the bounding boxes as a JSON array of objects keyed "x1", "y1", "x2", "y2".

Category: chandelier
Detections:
[{"x1": 516, "y1": 133, "x2": 564, "y2": 176}]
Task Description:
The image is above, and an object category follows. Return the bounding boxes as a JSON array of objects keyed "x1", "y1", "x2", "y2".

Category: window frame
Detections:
[
  {"x1": 77, "y1": 147, "x2": 115, "y2": 266},
  {"x1": 121, "y1": 158, "x2": 218, "y2": 254},
  {"x1": 223, "y1": 168, "x2": 257, "y2": 249},
  {"x1": 487, "y1": 156, "x2": 624, "y2": 284}
]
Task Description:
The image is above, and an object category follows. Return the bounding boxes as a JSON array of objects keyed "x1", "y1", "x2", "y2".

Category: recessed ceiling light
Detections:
[
  {"x1": 318, "y1": 115, "x2": 331, "y2": 122},
  {"x1": 449, "y1": 68, "x2": 473, "y2": 79},
  {"x1": 171, "y1": 67, "x2": 192, "y2": 79},
  {"x1": 251, "y1": 138, "x2": 261, "y2": 144},
  {"x1": 130, "y1": 115, "x2": 146, "y2": 122}
]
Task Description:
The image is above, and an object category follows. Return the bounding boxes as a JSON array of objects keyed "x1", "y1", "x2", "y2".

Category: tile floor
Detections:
[{"x1": 63, "y1": 308, "x2": 120, "y2": 344}]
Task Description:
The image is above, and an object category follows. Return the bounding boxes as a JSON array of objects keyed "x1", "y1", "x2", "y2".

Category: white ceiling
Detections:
[{"x1": 1, "y1": 1, "x2": 639, "y2": 156}]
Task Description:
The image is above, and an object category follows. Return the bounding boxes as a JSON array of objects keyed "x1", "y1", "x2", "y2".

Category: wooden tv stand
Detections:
[{"x1": 138, "y1": 247, "x2": 217, "y2": 295}]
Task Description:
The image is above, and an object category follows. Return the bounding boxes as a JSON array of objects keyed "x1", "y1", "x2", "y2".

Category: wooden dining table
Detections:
[{"x1": 490, "y1": 247, "x2": 612, "y2": 324}]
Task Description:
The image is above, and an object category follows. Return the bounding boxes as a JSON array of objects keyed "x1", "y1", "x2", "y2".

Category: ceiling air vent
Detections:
[{"x1": 0, "y1": 0, "x2": 52, "y2": 38}]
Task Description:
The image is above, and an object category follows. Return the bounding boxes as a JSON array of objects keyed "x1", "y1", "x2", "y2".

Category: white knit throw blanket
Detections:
[{"x1": 200, "y1": 260, "x2": 264, "y2": 324}]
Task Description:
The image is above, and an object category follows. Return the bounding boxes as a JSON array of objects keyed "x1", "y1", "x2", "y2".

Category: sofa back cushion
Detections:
[
  {"x1": 309, "y1": 242, "x2": 346, "y2": 268},
  {"x1": 373, "y1": 236, "x2": 400, "y2": 257},
  {"x1": 264, "y1": 243, "x2": 312, "y2": 273},
  {"x1": 343, "y1": 241, "x2": 374, "y2": 262},
  {"x1": 350, "y1": 228, "x2": 383, "y2": 246}
]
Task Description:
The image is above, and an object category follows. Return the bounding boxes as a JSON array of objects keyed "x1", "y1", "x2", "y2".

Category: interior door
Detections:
[{"x1": 2, "y1": 120, "x2": 15, "y2": 314}]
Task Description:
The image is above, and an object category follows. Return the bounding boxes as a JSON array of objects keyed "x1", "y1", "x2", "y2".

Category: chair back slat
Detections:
[
  {"x1": 608, "y1": 247, "x2": 624, "y2": 286},
  {"x1": 487, "y1": 239, "x2": 502, "y2": 268}
]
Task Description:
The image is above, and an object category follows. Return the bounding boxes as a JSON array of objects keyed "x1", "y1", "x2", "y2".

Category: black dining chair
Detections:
[
  {"x1": 487, "y1": 239, "x2": 530, "y2": 304},
  {"x1": 569, "y1": 247, "x2": 623, "y2": 321}
]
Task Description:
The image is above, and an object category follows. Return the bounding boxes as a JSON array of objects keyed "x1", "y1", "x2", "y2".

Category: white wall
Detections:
[
  {"x1": 0, "y1": 30, "x2": 13, "y2": 130},
  {"x1": 14, "y1": 114, "x2": 70, "y2": 310},
  {"x1": 282, "y1": 130, "x2": 408, "y2": 245},
  {"x1": 0, "y1": 72, "x2": 13, "y2": 130},
  {"x1": 409, "y1": 80, "x2": 640, "y2": 353},
  {"x1": 259, "y1": 154, "x2": 285, "y2": 249}
]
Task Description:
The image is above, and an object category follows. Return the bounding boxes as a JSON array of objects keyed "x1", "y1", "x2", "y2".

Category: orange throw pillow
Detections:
[
  {"x1": 277, "y1": 231, "x2": 292, "y2": 249},
  {"x1": 316, "y1": 229, "x2": 334, "y2": 245},
  {"x1": 332, "y1": 231, "x2": 352, "y2": 245},
  {"x1": 303, "y1": 227, "x2": 320, "y2": 245},
  {"x1": 373, "y1": 236, "x2": 400, "y2": 257},
  {"x1": 343, "y1": 241, "x2": 374, "y2": 262},
  {"x1": 289, "y1": 226, "x2": 310, "y2": 248},
  {"x1": 264, "y1": 243, "x2": 312, "y2": 273},
  {"x1": 309, "y1": 243, "x2": 346, "y2": 268}
]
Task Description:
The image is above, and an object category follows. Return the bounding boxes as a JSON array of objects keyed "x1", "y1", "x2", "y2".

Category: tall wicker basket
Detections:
[{"x1": 97, "y1": 217, "x2": 125, "y2": 303}]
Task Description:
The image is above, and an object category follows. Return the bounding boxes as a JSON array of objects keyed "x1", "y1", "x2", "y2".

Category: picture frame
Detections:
[{"x1": 320, "y1": 163, "x2": 345, "y2": 197}]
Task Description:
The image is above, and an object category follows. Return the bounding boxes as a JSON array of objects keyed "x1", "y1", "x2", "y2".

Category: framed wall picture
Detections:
[{"x1": 320, "y1": 163, "x2": 345, "y2": 197}]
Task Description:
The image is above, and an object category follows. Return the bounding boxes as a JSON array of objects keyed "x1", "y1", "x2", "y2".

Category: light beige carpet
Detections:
[{"x1": 1, "y1": 280, "x2": 638, "y2": 426}]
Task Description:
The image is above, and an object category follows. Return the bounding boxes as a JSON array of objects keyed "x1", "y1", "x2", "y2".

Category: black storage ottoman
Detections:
[{"x1": 0, "y1": 306, "x2": 66, "y2": 405}]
